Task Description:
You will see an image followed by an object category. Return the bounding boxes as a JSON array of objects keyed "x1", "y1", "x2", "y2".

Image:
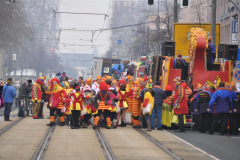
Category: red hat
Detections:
[
  {"x1": 36, "y1": 77, "x2": 44, "y2": 85},
  {"x1": 118, "y1": 79, "x2": 126, "y2": 87},
  {"x1": 50, "y1": 78, "x2": 61, "y2": 89},
  {"x1": 99, "y1": 81, "x2": 108, "y2": 91},
  {"x1": 165, "y1": 85, "x2": 173, "y2": 91},
  {"x1": 75, "y1": 86, "x2": 80, "y2": 92}
]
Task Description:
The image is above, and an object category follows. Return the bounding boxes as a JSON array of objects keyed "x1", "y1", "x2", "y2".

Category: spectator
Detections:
[
  {"x1": 2, "y1": 78, "x2": 17, "y2": 121},
  {"x1": 151, "y1": 81, "x2": 167, "y2": 130},
  {"x1": 17, "y1": 81, "x2": 31, "y2": 117},
  {"x1": 208, "y1": 82, "x2": 233, "y2": 135},
  {"x1": 14, "y1": 81, "x2": 21, "y2": 108},
  {"x1": 0, "y1": 80, "x2": 4, "y2": 108}
]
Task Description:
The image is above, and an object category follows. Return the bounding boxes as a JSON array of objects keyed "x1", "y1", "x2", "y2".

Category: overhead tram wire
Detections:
[
  {"x1": 91, "y1": 0, "x2": 112, "y2": 42},
  {"x1": 53, "y1": 11, "x2": 108, "y2": 16}
]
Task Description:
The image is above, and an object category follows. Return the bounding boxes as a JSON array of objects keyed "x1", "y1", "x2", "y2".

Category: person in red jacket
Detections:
[
  {"x1": 32, "y1": 77, "x2": 44, "y2": 119},
  {"x1": 173, "y1": 77, "x2": 188, "y2": 132}
]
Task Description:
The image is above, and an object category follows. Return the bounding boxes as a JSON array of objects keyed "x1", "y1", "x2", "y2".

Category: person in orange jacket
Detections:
[
  {"x1": 32, "y1": 77, "x2": 44, "y2": 119},
  {"x1": 47, "y1": 78, "x2": 67, "y2": 126}
]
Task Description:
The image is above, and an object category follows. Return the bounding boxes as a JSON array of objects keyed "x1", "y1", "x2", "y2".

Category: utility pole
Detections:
[
  {"x1": 156, "y1": 0, "x2": 161, "y2": 55},
  {"x1": 174, "y1": 0, "x2": 178, "y2": 23},
  {"x1": 211, "y1": 0, "x2": 217, "y2": 45}
]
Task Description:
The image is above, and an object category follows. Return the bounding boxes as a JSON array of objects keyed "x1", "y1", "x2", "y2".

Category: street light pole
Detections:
[{"x1": 211, "y1": 0, "x2": 217, "y2": 45}]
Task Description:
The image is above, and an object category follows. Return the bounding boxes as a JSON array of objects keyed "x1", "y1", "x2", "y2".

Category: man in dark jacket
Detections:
[
  {"x1": 38, "y1": 85, "x2": 47, "y2": 119},
  {"x1": 151, "y1": 81, "x2": 167, "y2": 130},
  {"x1": 208, "y1": 82, "x2": 233, "y2": 135},
  {"x1": 18, "y1": 81, "x2": 31, "y2": 117},
  {"x1": 195, "y1": 84, "x2": 213, "y2": 133}
]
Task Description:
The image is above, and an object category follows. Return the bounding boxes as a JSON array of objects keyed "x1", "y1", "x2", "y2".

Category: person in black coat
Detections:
[{"x1": 18, "y1": 81, "x2": 31, "y2": 117}]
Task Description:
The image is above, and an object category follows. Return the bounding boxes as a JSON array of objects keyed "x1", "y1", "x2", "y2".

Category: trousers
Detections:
[
  {"x1": 71, "y1": 110, "x2": 80, "y2": 128},
  {"x1": 209, "y1": 113, "x2": 228, "y2": 134}
]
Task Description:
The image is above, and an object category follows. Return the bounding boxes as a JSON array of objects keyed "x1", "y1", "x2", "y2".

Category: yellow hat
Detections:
[
  {"x1": 173, "y1": 77, "x2": 181, "y2": 82},
  {"x1": 138, "y1": 78, "x2": 144, "y2": 82},
  {"x1": 225, "y1": 82, "x2": 230, "y2": 86},
  {"x1": 127, "y1": 75, "x2": 133, "y2": 81},
  {"x1": 197, "y1": 83, "x2": 202, "y2": 89},
  {"x1": 102, "y1": 77, "x2": 106, "y2": 82},
  {"x1": 231, "y1": 81, "x2": 236, "y2": 87},
  {"x1": 86, "y1": 78, "x2": 92, "y2": 85},
  {"x1": 96, "y1": 76, "x2": 101, "y2": 80},
  {"x1": 106, "y1": 76, "x2": 112, "y2": 80},
  {"x1": 112, "y1": 80, "x2": 117, "y2": 84}
]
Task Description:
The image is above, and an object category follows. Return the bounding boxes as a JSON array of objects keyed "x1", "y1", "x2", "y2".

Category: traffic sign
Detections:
[
  {"x1": 235, "y1": 32, "x2": 240, "y2": 42},
  {"x1": 118, "y1": 40, "x2": 121, "y2": 44},
  {"x1": 233, "y1": 69, "x2": 240, "y2": 82},
  {"x1": 13, "y1": 54, "x2": 16, "y2": 61}
]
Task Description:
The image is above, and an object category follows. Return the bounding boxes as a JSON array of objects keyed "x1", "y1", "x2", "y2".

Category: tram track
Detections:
[
  {"x1": 31, "y1": 125, "x2": 56, "y2": 160},
  {"x1": 0, "y1": 117, "x2": 25, "y2": 136},
  {"x1": 135, "y1": 128, "x2": 184, "y2": 160},
  {"x1": 95, "y1": 127, "x2": 117, "y2": 160}
]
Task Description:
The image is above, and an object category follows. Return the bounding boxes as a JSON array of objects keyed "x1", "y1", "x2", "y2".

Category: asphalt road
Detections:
[
  {"x1": 0, "y1": 102, "x2": 18, "y2": 117},
  {"x1": 165, "y1": 129, "x2": 240, "y2": 160}
]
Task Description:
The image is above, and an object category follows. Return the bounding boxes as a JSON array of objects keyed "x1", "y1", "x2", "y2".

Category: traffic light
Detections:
[{"x1": 148, "y1": 0, "x2": 153, "y2": 6}]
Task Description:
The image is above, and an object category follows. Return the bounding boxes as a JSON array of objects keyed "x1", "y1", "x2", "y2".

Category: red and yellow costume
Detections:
[
  {"x1": 32, "y1": 77, "x2": 44, "y2": 119},
  {"x1": 47, "y1": 78, "x2": 67, "y2": 126},
  {"x1": 70, "y1": 86, "x2": 83, "y2": 129},
  {"x1": 93, "y1": 82, "x2": 111, "y2": 129},
  {"x1": 118, "y1": 79, "x2": 128, "y2": 109},
  {"x1": 126, "y1": 75, "x2": 134, "y2": 113},
  {"x1": 132, "y1": 81, "x2": 141, "y2": 127}
]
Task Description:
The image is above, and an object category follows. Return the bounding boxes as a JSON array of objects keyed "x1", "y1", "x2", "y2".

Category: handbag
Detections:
[
  {"x1": 61, "y1": 106, "x2": 66, "y2": 113},
  {"x1": 51, "y1": 95, "x2": 59, "y2": 108},
  {"x1": 143, "y1": 103, "x2": 151, "y2": 115},
  {"x1": 124, "y1": 112, "x2": 131, "y2": 124},
  {"x1": 91, "y1": 105, "x2": 97, "y2": 113},
  {"x1": 81, "y1": 106, "x2": 87, "y2": 116},
  {"x1": 116, "y1": 102, "x2": 120, "y2": 113}
]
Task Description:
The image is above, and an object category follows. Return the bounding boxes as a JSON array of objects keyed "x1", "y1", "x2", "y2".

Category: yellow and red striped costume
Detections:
[
  {"x1": 126, "y1": 81, "x2": 134, "y2": 113},
  {"x1": 132, "y1": 82, "x2": 141, "y2": 127}
]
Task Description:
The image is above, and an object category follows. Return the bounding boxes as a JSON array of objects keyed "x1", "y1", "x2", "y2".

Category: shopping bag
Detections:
[
  {"x1": 116, "y1": 102, "x2": 121, "y2": 113},
  {"x1": 51, "y1": 95, "x2": 59, "y2": 108},
  {"x1": 61, "y1": 106, "x2": 66, "y2": 113},
  {"x1": 143, "y1": 103, "x2": 151, "y2": 115},
  {"x1": 124, "y1": 112, "x2": 131, "y2": 124},
  {"x1": 91, "y1": 105, "x2": 97, "y2": 113},
  {"x1": 81, "y1": 106, "x2": 87, "y2": 116}
]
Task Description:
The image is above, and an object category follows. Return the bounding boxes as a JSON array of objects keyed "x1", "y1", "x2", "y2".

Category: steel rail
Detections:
[
  {"x1": 135, "y1": 128, "x2": 184, "y2": 160},
  {"x1": 95, "y1": 128, "x2": 117, "y2": 160},
  {"x1": 31, "y1": 126, "x2": 56, "y2": 160},
  {"x1": 0, "y1": 117, "x2": 25, "y2": 136}
]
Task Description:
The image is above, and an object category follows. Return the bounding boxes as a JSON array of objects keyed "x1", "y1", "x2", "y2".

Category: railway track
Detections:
[
  {"x1": 31, "y1": 125, "x2": 56, "y2": 160},
  {"x1": 0, "y1": 117, "x2": 25, "y2": 136},
  {"x1": 135, "y1": 128, "x2": 184, "y2": 160},
  {"x1": 95, "y1": 127, "x2": 117, "y2": 160}
]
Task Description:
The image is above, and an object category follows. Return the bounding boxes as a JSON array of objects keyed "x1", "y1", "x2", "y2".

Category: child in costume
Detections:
[
  {"x1": 70, "y1": 86, "x2": 83, "y2": 129},
  {"x1": 132, "y1": 81, "x2": 141, "y2": 128},
  {"x1": 118, "y1": 79, "x2": 128, "y2": 127}
]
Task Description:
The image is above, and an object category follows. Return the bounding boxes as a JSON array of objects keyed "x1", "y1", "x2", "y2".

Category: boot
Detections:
[
  {"x1": 47, "y1": 122, "x2": 55, "y2": 126},
  {"x1": 145, "y1": 119, "x2": 151, "y2": 132},
  {"x1": 59, "y1": 122, "x2": 65, "y2": 126},
  {"x1": 82, "y1": 122, "x2": 88, "y2": 128}
]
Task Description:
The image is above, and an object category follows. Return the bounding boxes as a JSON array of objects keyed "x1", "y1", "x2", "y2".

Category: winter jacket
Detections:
[
  {"x1": 2, "y1": 84, "x2": 17, "y2": 103},
  {"x1": 18, "y1": 84, "x2": 31, "y2": 101},
  {"x1": 208, "y1": 88, "x2": 233, "y2": 113},
  {"x1": 235, "y1": 92, "x2": 240, "y2": 113},
  {"x1": 153, "y1": 86, "x2": 167, "y2": 107},
  {"x1": 196, "y1": 90, "x2": 213, "y2": 114},
  {"x1": 229, "y1": 90, "x2": 238, "y2": 113}
]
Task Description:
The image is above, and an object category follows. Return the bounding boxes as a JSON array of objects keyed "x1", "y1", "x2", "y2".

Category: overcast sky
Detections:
[{"x1": 59, "y1": 0, "x2": 113, "y2": 56}]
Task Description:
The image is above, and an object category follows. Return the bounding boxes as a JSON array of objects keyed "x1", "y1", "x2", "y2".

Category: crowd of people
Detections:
[{"x1": 0, "y1": 72, "x2": 239, "y2": 136}]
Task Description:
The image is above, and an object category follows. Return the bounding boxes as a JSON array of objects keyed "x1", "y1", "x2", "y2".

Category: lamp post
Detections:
[{"x1": 13, "y1": 53, "x2": 16, "y2": 81}]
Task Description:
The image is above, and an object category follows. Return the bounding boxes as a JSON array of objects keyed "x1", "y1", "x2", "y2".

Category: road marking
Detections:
[{"x1": 163, "y1": 130, "x2": 220, "y2": 160}]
